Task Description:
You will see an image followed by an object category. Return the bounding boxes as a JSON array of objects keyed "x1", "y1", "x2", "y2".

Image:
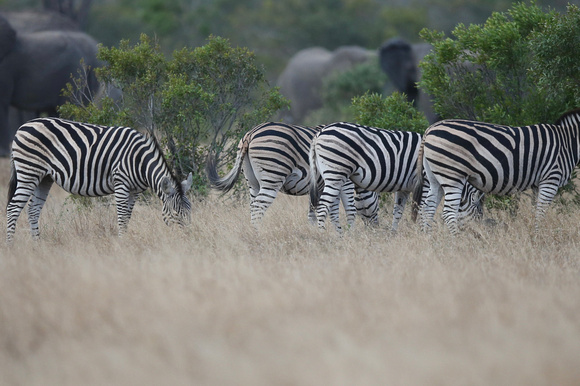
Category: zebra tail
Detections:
[
  {"x1": 309, "y1": 135, "x2": 321, "y2": 210},
  {"x1": 206, "y1": 138, "x2": 249, "y2": 193},
  {"x1": 7, "y1": 158, "x2": 17, "y2": 208},
  {"x1": 410, "y1": 136, "x2": 425, "y2": 222}
]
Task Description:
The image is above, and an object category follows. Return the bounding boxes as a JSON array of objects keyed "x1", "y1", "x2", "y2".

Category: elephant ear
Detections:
[
  {"x1": 379, "y1": 38, "x2": 418, "y2": 102},
  {"x1": 0, "y1": 14, "x2": 16, "y2": 61}
]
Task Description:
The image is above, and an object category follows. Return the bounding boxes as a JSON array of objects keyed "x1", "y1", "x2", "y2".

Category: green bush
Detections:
[
  {"x1": 352, "y1": 92, "x2": 429, "y2": 134},
  {"x1": 419, "y1": 2, "x2": 561, "y2": 125},
  {"x1": 304, "y1": 60, "x2": 388, "y2": 125},
  {"x1": 59, "y1": 34, "x2": 289, "y2": 195},
  {"x1": 418, "y1": 2, "x2": 580, "y2": 207}
]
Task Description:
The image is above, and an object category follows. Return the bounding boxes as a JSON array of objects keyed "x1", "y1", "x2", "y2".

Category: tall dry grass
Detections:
[{"x1": 1, "y1": 158, "x2": 579, "y2": 385}]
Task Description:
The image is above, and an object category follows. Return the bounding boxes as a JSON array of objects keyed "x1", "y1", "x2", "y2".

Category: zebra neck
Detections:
[{"x1": 137, "y1": 138, "x2": 174, "y2": 198}]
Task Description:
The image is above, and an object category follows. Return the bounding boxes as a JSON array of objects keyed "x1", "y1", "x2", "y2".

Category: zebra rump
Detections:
[
  {"x1": 310, "y1": 121, "x2": 484, "y2": 232},
  {"x1": 207, "y1": 122, "x2": 379, "y2": 228}
]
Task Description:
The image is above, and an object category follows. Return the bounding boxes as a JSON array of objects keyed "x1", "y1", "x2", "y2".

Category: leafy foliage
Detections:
[
  {"x1": 419, "y1": 2, "x2": 580, "y2": 207},
  {"x1": 303, "y1": 60, "x2": 388, "y2": 125},
  {"x1": 419, "y1": 2, "x2": 562, "y2": 125},
  {"x1": 529, "y1": 4, "x2": 580, "y2": 112},
  {"x1": 352, "y1": 92, "x2": 429, "y2": 134},
  {"x1": 59, "y1": 34, "x2": 288, "y2": 195}
]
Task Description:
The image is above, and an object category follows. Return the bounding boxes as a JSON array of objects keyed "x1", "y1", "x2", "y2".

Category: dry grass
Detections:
[{"x1": 1, "y1": 157, "x2": 580, "y2": 386}]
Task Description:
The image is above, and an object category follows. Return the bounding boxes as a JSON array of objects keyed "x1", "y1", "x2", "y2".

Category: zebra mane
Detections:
[
  {"x1": 143, "y1": 131, "x2": 184, "y2": 194},
  {"x1": 556, "y1": 108, "x2": 580, "y2": 126}
]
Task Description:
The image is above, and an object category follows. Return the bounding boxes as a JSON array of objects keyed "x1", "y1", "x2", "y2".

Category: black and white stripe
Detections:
[
  {"x1": 206, "y1": 122, "x2": 379, "y2": 229},
  {"x1": 310, "y1": 122, "x2": 484, "y2": 232},
  {"x1": 415, "y1": 109, "x2": 580, "y2": 234},
  {"x1": 6, "y1": 117, "x2": 192, "y2": 243}
]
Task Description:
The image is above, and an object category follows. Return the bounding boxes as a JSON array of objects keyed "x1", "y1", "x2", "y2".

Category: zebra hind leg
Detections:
[
  {"x1": 113, "y1": 181, "x2": 133, "y2": 236},
  {"x1": 27, "y1": 176, "x2": 54, "y2": 240},
  {"x1": 7, "y1": 177, "x2": 40, "y2": 244},
  {"x1": 441, "y1": 186, "x2": 464, "y2": 235},
  {"x1": 339, "y1": 182, "x2": 357, "y2": 229},
  {"x1": 421, "y1": 182, "x2": 444, "y2": 233},
  {"x1": 315, "y1": 179, "x2": 344, "y2": 231},
  {"x1": 534, "y1": 182, "x2": 558, "y2": 234},
  {"x1": 250, "y1": 185, "x2": 282, "y2": 226}
]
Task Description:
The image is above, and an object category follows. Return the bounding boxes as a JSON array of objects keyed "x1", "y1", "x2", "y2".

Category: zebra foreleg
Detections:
[
  {"x1": 391, "y1": 191, "x2": 409, "y2": 233},
  {"x1": 113, "y1": 182, "x2": 133, "y2": 236},
  {"x1": 534, "y1": 182, "x2": 558, "y2": 234},
  {"x1": 27, "y1": 177, "x2": 54, "y2": 240},
  {"x1": 356, "y1": 190, "x2": 379, "y2": 227}
]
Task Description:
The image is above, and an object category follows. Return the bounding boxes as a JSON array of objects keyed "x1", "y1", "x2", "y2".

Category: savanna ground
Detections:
[{"x1": 1, "y1": 157, "x2": 579, "y2": 386}]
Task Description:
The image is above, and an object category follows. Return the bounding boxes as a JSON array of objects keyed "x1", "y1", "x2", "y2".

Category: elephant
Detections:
[
  {"x1": 277, "y1": 46, "x2": 376, "y2": 124},
  {"x1": 0, "y1": 12, "x2": 101, "y2": 156},
  {"x1": 0, "y1": 10, "x2": 78, "y2": 33},
  {"x1": 379, "y1": 37, "x2": 438, "y2": 123}
]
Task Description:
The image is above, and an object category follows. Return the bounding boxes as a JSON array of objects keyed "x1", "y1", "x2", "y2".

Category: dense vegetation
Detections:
[{"x1": 59, "y1": 35, "x2": 288, "y2": 194}]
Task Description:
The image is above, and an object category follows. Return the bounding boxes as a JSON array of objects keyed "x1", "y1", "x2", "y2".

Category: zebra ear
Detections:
[
  {"x1": 161, "y1": 176, "x2": 176, "y2": 195},
  {"x1": 182, "y1": 172, "x2": 193, "y2": 194}
]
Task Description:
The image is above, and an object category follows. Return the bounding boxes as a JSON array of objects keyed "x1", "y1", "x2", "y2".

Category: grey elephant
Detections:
[
  {"x1": 0, "y1": 12, "x2": 101, "y2": 156},
  {"x1": 379, "y1": 37, "x2": 437, "y2": 123},
  {"x1": 277, "y1": 46, "x2": 376, "y2": 124}
]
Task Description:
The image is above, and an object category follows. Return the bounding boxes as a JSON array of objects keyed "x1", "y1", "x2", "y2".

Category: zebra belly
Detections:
[
  {"x1": 51, "y1": 171, "x2": 116, "y2": 197},
  {"x1": 350, "y1": 167, "x2": 411, "y2": 193}
]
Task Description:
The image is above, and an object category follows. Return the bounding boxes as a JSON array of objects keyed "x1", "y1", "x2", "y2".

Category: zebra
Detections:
[
  {"x1": 6, "y1": 117, "x2": 193, "y2": 243},
  {"x1": 413, "y1": 109, "x2": 580, "y2": 235},
  {"x1": 309, "y1": 121, "x2": 484, "y2": 232},
  {"x1": 206, "y1": 122, "x2": 379, "y2": 230}
]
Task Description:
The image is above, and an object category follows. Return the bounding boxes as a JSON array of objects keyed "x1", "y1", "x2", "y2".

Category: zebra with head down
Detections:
[{"x1": 6, "y1": 117, "x2": 192, "y2": 243}]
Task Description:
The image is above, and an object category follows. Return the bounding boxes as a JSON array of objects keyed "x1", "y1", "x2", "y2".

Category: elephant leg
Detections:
[{"x1": 0, "y1": 105, "x2": 12, "y2": 157}]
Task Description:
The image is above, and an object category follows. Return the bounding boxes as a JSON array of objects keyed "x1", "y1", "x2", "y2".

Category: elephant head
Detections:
[
  {"x1": 379, "y1": 38, "x2": 419, "y2": 105},
  {"x1": 380, "y1": 38, "x2": 438, "y2": 123}
]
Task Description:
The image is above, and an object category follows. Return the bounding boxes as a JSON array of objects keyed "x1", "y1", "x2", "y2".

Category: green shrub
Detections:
[
  {"x1": 418, "y1": 2, "x2": 580, "y2": 207},
  {"x1": 304, "y1": 59, "x2": 388, "y2": 125},
  {"x1": 352, "y1": 91, "x2": 429, "y2": 134},
  {"x1": 59, "y1": 34, "x2": 289, "y2": 195}
]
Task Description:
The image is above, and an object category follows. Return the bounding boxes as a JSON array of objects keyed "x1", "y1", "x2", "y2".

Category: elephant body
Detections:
[
  {"x1": 0, "y1": 12, "x2": 100, "y2": 156},
  {"x1": 277, "y1": 46, "x2": 376, "y2": 124}
]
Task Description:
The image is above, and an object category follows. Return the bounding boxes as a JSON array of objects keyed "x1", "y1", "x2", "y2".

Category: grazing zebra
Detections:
[
  {"x1": 206, "y1": 122, "x2": 379, "y2": 230},
  {"x1": 309, "y1": 121, "x2": 484, "y2": 232},
  {"x1": 6, "y1": 117, "x2": 192, "y2": 243},
  {"x1": 414, "y1": 109, "x2": 580, "y2": 234}
]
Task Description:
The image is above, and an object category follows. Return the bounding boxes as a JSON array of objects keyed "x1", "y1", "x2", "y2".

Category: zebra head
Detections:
[
  {"x1": 458, "y1": 184, "x2": 485, "y2": 223},
  {"x1": 160, "y1": 172, "x2": 193, "y2": 227}
]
